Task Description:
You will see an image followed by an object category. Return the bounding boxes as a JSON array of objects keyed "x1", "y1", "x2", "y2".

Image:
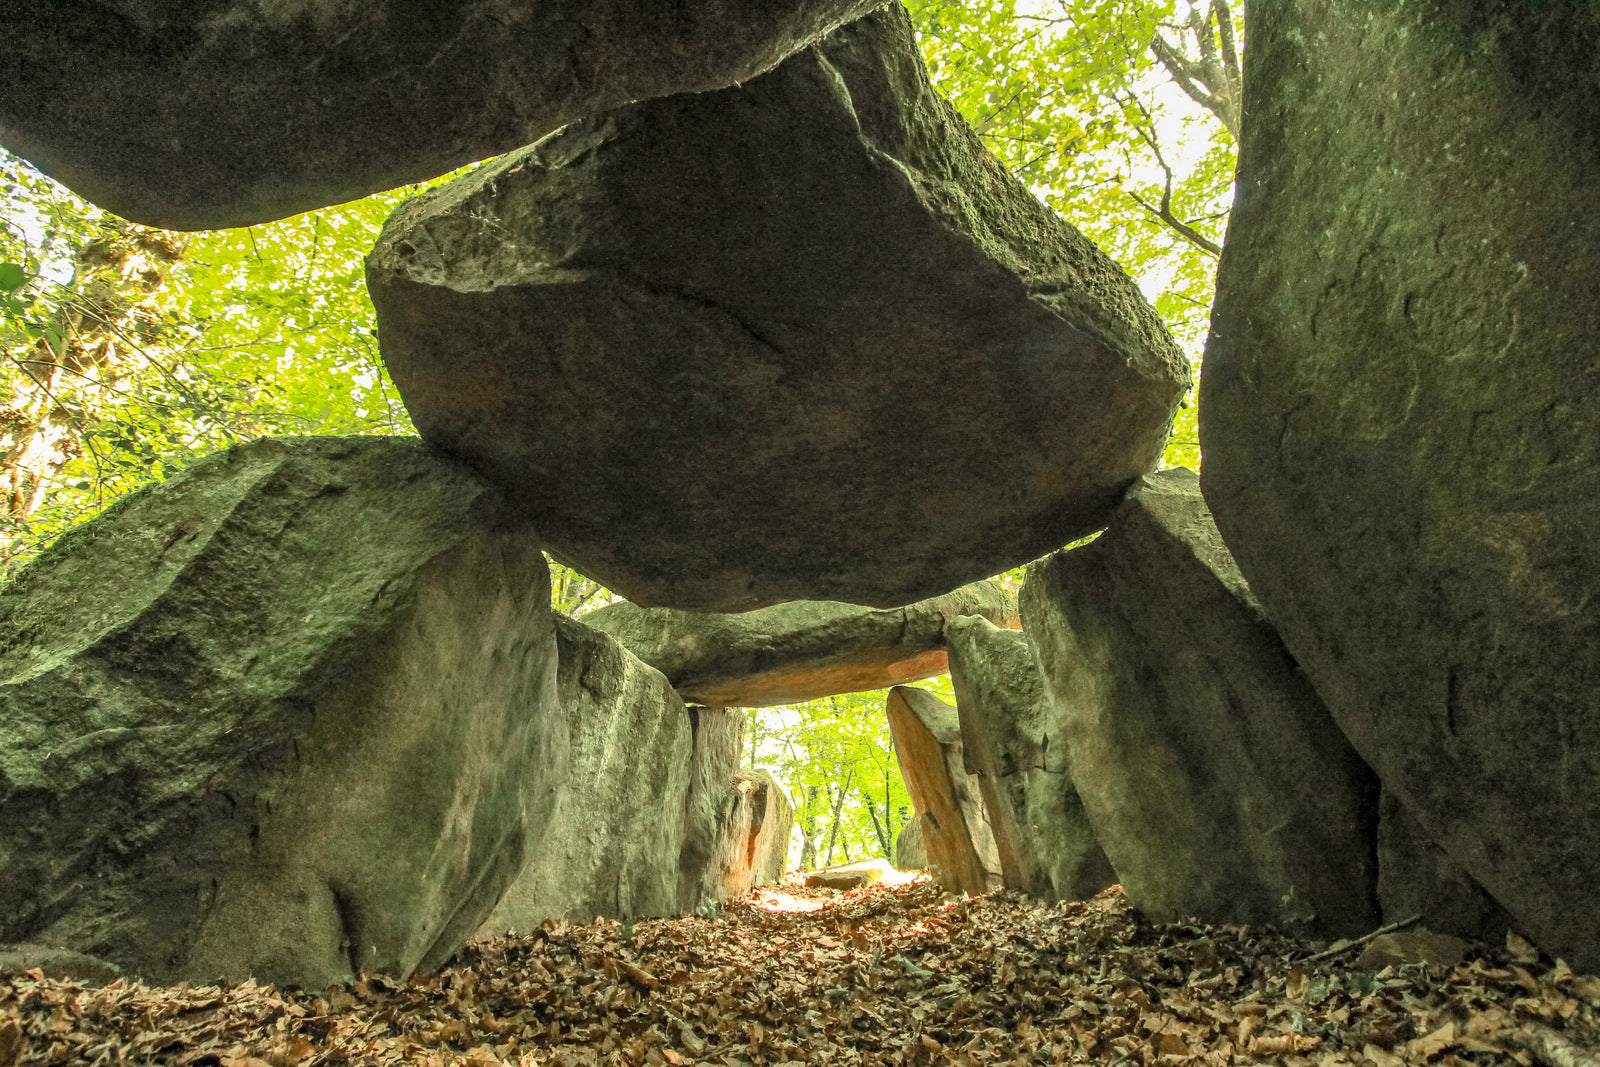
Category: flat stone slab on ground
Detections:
[{"x1": 368, "y1": 3, "x2": 1188, "y2": 612}]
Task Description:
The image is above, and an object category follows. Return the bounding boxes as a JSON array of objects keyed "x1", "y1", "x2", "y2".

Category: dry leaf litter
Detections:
[{"x1": 4, "y1": 877, "x2": 1599, "y2": 1066}]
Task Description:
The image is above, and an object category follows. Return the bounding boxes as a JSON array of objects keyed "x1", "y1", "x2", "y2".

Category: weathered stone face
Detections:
[
  {"x1": 677, "y1": 708, "x2": 749, "y2": 911},
  {"x1": 1376, "y1": 791, "x2": 1513, "y2": 946},
  {"x1": 894, "y1": 817, "x2": 928, "y2": 872},
  {"x1": 0, "y1": 437, "x2": 557, "y2": 989},
  {"x1": 885, "y1": 686, "x2": 1002, "y2": 897},
  {"x1": 478, "y1": 617, "x2": 691, "y2": 937},
  {"x1": 685, "y1": 771, "x2": 795, "y2": 904},
  {"x1": 2, "y1": 0, "x2": 881, "y2": 228},
  {"x1": 582, "y1": 581, "x2": 1017, "y2": 708},
  {"x1": 1199, "y1": 0, "x2": 1600, "y2": 969},
  {"x1": 945, "y1": 615, "x2": 1114, "y2": 903},
  {"x1": 368, "y1": 4, "x2": 1189, "y2": 612},
  {"x1": 1022, "y1": 469, "x2": 1381, "y2": 937}
]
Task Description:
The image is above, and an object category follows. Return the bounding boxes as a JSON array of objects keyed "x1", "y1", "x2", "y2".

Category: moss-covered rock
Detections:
[
  {"x1": 945, "y1": 615, "x2": 1113, "y2": 903},
  {"x1": 1022, "y1": 470, "x2": 1380, "y2": 936},
  {"x1": 368, "y1": 3, "x2": 1188, "y2": 612},
  {"x1": 582, "y1": 581, "x2": 1016, "y2": 708},
  {"x1": 1200, "y1": 0, "x2": 1600, "y2": 969},
  {"x1": 0, "y1": 437, "x2": 557, "y2": 988},
  {"x1": 2, "y1": 0, "x2": 880, "y2": 228}
]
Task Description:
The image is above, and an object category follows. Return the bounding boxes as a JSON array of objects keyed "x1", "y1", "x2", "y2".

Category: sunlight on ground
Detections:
[
  {"x1": 750, "y1": 889, "x2": 829, "y2": 913},
  {"x1": 752, "y1": 867, "x2": 929, "y2": 913}
]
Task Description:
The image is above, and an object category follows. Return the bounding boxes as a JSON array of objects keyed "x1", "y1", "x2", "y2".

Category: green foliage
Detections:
[{"x1": 746, "y1": 687, "x2": 927, "y2": 869}]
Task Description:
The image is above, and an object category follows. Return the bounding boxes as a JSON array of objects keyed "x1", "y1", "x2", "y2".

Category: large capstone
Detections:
[
  {"x1": 367, "y1": 3, "x2": 1189, "y2": 612},
  {"x1": 945, "y1": 615, "x2": 1114, "y2": 903},
  {"x1": 0, "y1": 437, "x2": 557, "y2": 989},
  {"x1": 478, "y1": 617, "x2": 690, "y2": 936},
  {"x1": 885, "y1": 686, "x2": 1002, "y2": 897},
  {"x1": 1022, "y1": 469, "x2": 1381, "y2": 936},
  {"x1": 2, "y1": 0, "x2": 880, "y2": 229},
  {"x1": 582, "y1": 581, "x2": 1016, "y2": 708},
  {"x1": 1199, "y1": 0, "x2": 1600, "y2": 969}
]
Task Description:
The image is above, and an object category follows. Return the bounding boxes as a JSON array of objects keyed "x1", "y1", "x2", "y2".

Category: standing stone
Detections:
[
  {"x1": 368, "y1": 3, "x2": 1189, "y2": 613},
  {"x1": 2, "y1": 0, "x2": 881, "y2": 228},
  {"x1": 0, "y1": 437, "x2": 557, "y2": 989},
  {"x1": 945, "y1": 615, "x2": 1114, "y2": 903},
  {"x1": 1377, "y1": 791, "x2": 1514, "y2": 946},
  {"x1": 1022, "y1": 469, "x2": 1381, "y2": 936},
  {"x1": 885, "y1": 687, "x2": 1002, "y2": 897},
  {"x1": 894, "y1": 816, "x2": 928, "y2": 872},
  {"x1": 686, "y1": 771, "x2": 795, "y2": 904},
  {"x1": 478, "y1": 617, "x2": 690, "y2": 935},
  {"x1": 677, "y1": 709, "x2": 749, "y2": 911},
  {"x1": 1199, "y1": 0, "x2": 1600, "y2": 969},
  {"x1": 583, "y1": 580, "x2": 1017, "y2": 708}
]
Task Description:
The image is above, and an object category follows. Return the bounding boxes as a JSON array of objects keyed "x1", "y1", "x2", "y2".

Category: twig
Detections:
[{"x1": 1302, "y1": 914, "x2": 1422, "y2": 962}]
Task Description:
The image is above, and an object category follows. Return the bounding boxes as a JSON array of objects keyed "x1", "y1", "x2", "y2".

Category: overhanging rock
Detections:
[
  {"x1": 2, "y1": 0, "x2": 880, "y2": 228},
  {"x1": 582, "y1": 580, "x2": 1017, "y2": 708},
  {"x1": 368, "y1": 3, "x2": 1189, "y2": 612}
]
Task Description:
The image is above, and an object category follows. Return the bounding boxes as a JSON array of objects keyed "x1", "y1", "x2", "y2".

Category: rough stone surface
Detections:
[
  {"x1": 582, "y1": 581, "x2": 1017, "y2": 708},
  {"x1": 2, "y1": 0, "x2": 880, "y2": 229},
  {"x1": 676, "y1": 709, "x2": 749, "y2": 911},
  {"x1": 945, "y1": 615, "x2": 1114, "y2": 903},
  {"x1": 0, "y1": 945, "x2": 120, "y2": 985},
  {"x1": 478, "y1": 617, "x2": 690, "y2": 936},
  {"x1": 368, "y1": 3, "x2": 1189, "y2": 612},
  {"x1": 1021, "y1": 469, "x2": 1381, "y2": 936},
  {"x1": 0, "y1": 437, "x2": 557, "y2": 988},
  {"x1": 885, "y1": 687, "x2": 1002, "y2": 897},
  {"x1": 894, "y1": 817, "x2": 927, "y2": 872},
  {"x1": 1377, "y1": 790, "x2": 1515, "y2": 946},
  {"x1": 689, "y1": 771, "x2": 795, "y2": 904},
  {"x1": 1199, "y1": 0, "x2": 1600, "y2": 970},
  {"x1": 804, "y1": 861, "x2": 890, "y2": 890}
]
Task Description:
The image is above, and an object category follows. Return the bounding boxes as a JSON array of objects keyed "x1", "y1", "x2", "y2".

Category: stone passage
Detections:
[
  {"x1": 582, "y1": 580, "x2": 1016, "y2": 708},
  {"x1": 945, "y1": 615, "x2": 1114, "y2": 904},
  {"x1": 1200, "y1": 0, "x2": 1600, "y2": 970},
  {"x1": 885, "y1": 686, "x2": 1002, "y2": 897},
  {"x1": 368, "y1": 3, "x2": 1189, "y2": 612},
  {"x1": 2, "y1": 0, "x2": 879, "y2": 228},
  {"x1": 1022, "y1": 469, "x2": 1381, "y2": 937},
  {"x1": 0, "y1": 438, "x2": 557, "y2": 990}
]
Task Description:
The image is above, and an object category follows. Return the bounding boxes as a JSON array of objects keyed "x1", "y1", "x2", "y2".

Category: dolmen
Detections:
[
  {"x1": 582, "y1": 580, "x2": 1016, "y2": 707},
  {"x1": 368, "y1": 2, "x2": 1189, "y2": 612},
  {"x1": 885, "y1": 686, "x2": 1002, "y2": 897},
  {"x1": 1022, "y1": 469, "x2": 1381, "y2": 936},
  {"x1": 2, "y1": 0, "x2": 880, "y2": 228},
  {"x1": 1201, "y1": 0, "x2": 1600, "y2": 970}
]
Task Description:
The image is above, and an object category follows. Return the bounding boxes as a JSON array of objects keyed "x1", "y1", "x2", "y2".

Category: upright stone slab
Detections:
[
  {"x1": 1200, "y1": 0, "x2": 1600, "y2": 969},
  {"x1": 685, "y1": 771, "x2": 795, "y2": 905},
  {"x1": 368, "y1": 3, "x2": 1189, "y2": 612},
  {"x1": 583, "y1": 581, "x2": 1016, "y2": 708},
  {"x1": 2, "y1": 0, "x2": 880, "y2": 228},
  {"x1": 677, "y1": 708, "x2": 748, "y2": 910},
  {"x1": 0, "y1": 438, "x2": 557, "y2": 988},
  {"x1": 745, "y1": 772, "x2": 795, "y2": 889},
  {"x1": 895, "y1": 816, "x2": 928, "y2": 872},
  {"x1": 885, "y1": 686, "x2": 1002, "y2": 897},
  {"x1": 945, "y1": 615, "x2": 1114, "y2": 903},
  {"x1": 479, "y1": 617, "x2": 690, "y2": 935},
  {"x1": 1022, "y1": 469, "x2": 1381, "y2": 936}
]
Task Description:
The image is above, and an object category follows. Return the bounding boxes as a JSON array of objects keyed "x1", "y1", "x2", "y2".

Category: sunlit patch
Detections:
[
  {"x1": 751, "y1": 889, "x2": 829, "y2": 913},
  {"x1": 878, "y1": 867, "x2": 926, "y2": 888}
]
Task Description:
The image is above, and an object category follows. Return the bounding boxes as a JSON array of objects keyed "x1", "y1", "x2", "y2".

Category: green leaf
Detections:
[{"x1": 0, "y1": 261, "x2": 26, "y2": 292}]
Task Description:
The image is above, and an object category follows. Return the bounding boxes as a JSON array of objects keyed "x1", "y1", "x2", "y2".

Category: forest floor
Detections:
[{"x1": 4, "y1": 876, "x2": 1599, "y2": 1067}]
